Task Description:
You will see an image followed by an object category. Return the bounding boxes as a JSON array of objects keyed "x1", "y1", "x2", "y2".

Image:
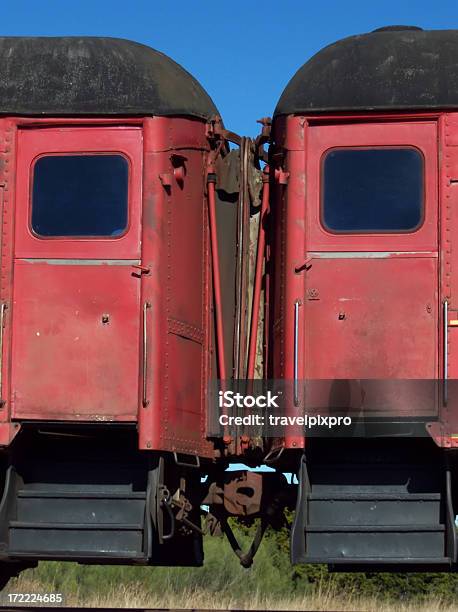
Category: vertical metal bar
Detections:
[
  {"x1": 0, "y1": 303, "x2": 7, "y2": 404},
  {"x1": 294, "y1": 300, "x2": 300, "y2": 406},
  {"x1": 234, "y1": 138, "x2": 250, "y2": 379},
  {"x1": 247, "y1": 167, "x2": 269, "y2": 379},
  {"x1": 142, "y1": 302, "x2": 151, "y2": 408},
  {"x1": 0, "y1": 186, "x2": 5, "y2": 405},
  {"x1": 444, "y1": 299, "x2": 448, "y2": 406},
  {"x1": 0, "y1": 185, "x2": 4, "y2": 264},
  {"x1": 207, "y1": 176, "x2": 227, "y2": 381},
  {"x1": 233, "y1": 138, "x2": 245, "y2": 379}
]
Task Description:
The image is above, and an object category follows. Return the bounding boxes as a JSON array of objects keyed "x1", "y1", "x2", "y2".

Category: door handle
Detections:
[
  {"x1": 294, "y1": 300, "x2": 301, "y2": 407},
  {"x1": 444, "y1": 299, "x2": 448, "y2": 406},
  {"x1": 0, "y1": 303, "x2": 7, "y2": 406},
  {"x1": 132, "y1": 264, "x2": 150, "y2": 277},
  {"x1": 142, "y1": 302, "x2": 151, "y2": 407}
]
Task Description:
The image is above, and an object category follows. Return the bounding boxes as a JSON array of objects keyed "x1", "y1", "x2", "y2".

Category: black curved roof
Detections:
[
  {"x1": 0, "y1": 37, "x2": 218, "y2": 119},
  {"x1": 275, "y1": 27, "x2": 458, "y2": 116}
]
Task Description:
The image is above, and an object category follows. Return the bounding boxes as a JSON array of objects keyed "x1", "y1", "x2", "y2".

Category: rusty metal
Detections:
[
  {"x1": 204, "y1": 470, "x2": 291, "y2": 517},
  {"x1": 203, "y1": 512, "x2": 222, "y2": 536},
  {"x1": 223, "y1": 471, "x2": 263, "y2": 516},
  {"x1": 203, "y1": 469, "x2": 293, "y2": 568},
  {"x1": 12, "y1": 126, "x2": 143, "y2": 425},
  {"x1": 219, "y1": 514, "x2": 268, "y2": 568},
  {"x1": 172, "y1": 451, "x2": 200, "y2": 469},
  {"x1": 207, "y1": 169, "x2": 226, "y2": 381},
  {"x1": 274, "y1": 168, "x2": 289, "y2": 184},
  {"x1": 206, "y1": 115, "x2": 241, "y2": 146},
  {"x1": 234, "y1": 137, "x2": 251, "y2": 381},
  {"x1": 159, "y1": 486, "x2": 175, "y2": 541},
  {"x1": 160, "y1": 482, "x2": 204, "y2": 537},
  {"x1": 247, "y1": 166, "x2": 269, "y2": 379},
  {"x1": 255, "y1": 117, "x2": 271, "y2": 163},
  {"x1": 233, "y1": 140, "x2": 246, "y2": 379},
  {"x1": 171, "y1": 491, "x2": 204, "y2": 536}
]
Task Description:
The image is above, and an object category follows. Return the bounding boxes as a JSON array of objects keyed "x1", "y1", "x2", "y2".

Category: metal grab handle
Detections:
[
  {"x1": 294, "y1": 300, "x2": 301, "y2": 407},
  {"x1": 0, "y1": 188, "x2": 5, "y2": 406},
  {"x1": 444, "y1": 299, "x2": 448, "y2": 406},
  {"x1": 0, "y1": 303, "x2": 6, "y2": 404},
  {"x1": 142, "y1": 302, "x2": 151, "y2": 407}
]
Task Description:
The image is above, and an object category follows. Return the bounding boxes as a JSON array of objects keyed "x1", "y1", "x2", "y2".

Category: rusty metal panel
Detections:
[
  {"x1": 10, "y1": 125, "x2": 143, "y2": 423},
  {"x1": 11, "y1": 262, "x2": 140, "y2": 420},
  {"x1": 140, "y1": 118, "x2": 214, "y2": 457},
  {"x1": 162, "y1": 145, "x2": 208, "y2": 454},
  {"x1": 442, "y1": 114, "x2": 458, "y2": 381},
  {"x1": 304, "y1": 256, "x2": 438, "y2": 403},
  {"x1": 271, "y1": 115, "x2": 441, "y2": 445},
  {"x1": 14, "y1": 127, "x2": 142, "y2": 260},
  {"x1": 215, "y1": 150, "x2": 240, "y2": 379},
  {"x1": 0, "y1": 119, "x2": 17, "y2": 444},
  {"x1": 306, "y1": 121, "x2": 438, "y2": 253},
  {"x1": 302, "y1": 121, "x2": 439, "y2": 392}
]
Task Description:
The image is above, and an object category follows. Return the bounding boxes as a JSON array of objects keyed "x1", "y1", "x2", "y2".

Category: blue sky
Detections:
[{"x1": 3, "y1": 1, "x2": 458, "y2": 136}]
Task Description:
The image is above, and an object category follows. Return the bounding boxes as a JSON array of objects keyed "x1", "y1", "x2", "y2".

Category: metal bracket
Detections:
[
  {"x1": 275, "y1": 168, "x2": 289, "y2": 185},
  {"x1": 159, "y1": 486, "x2": 175, "y2": 541},
  {"x1": 173, "y1": 452, "x2": 200, "y2": 469},
  {"x1": 295, "y1": 257, "x2": 313, "y2": 274}
]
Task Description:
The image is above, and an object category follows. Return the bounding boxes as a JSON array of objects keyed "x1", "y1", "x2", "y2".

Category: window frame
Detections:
[
  {"x1": 319, "y1": 145, "x2": 426, "y2": 236},
  {"x1": 29, "y1": 151, "x2": 132, "y2": 241}
]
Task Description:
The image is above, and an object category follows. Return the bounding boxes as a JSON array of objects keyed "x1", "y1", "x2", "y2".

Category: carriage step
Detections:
[
  {"x1": 17, "y1": 490, "x2": 146, "y2": 499},
  {"x1": 302, "y1": 523, "x2": 446, "y2": 562},
  {"x1": 9, "y1": 486, "x2": 148, "y2": 559},
  {"x1": 308, "y1": 492, "x2": 441, "y2": 525},
  {"x1": 305, "y1": 524, "x2": 445, "y2": 532},
  {"x1": 291, "y1": 449, "x2": 455, "y2": 568},
  {"x1": 0, "y1": 456, "x2": 151, "y2": 561}
]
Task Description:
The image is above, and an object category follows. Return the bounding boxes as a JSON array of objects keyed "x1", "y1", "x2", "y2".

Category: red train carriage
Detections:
[
  {"x1": 267, "y1": 26, "x2": 458, "y2": 571},
  {"x1": 0, "y1": 36, "x2": 253, "y2": 584},
  {"x1": 2, "y1": 26, "x2": 458, "y2": 585}
]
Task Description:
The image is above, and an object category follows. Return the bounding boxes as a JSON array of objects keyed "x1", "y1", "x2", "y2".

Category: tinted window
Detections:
[
  {"x1": 322, "y1": 148, "x2": 423, "y2": 233},
  {"x1": 32, "y1": 155, "x2": 128, "y2": 237}
]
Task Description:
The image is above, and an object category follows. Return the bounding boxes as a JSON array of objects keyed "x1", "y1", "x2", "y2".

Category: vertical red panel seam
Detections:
[
  {"x1": 2, "y1": 123, "x2": 14, "y2": 421},
  {"x1": 438, "y1": 113, "x2": 454, "y2": 446},
  {"x1": 440, "y1": 116, "x2": 449, "y2": 398},
  {"x1": 202, "y1": 150, "x2": 210, "y2": 452},
  {"x1": 280, "y1": 117, "x2": 307, "y2": 450},
  {"x1": 164, "y1": 124, "x2": 172, "y2": 446}
]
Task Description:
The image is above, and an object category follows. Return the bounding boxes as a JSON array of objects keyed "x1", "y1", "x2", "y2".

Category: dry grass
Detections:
[{"x1": 6, "y1": 577, "x2": 458, "y2": 611}]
